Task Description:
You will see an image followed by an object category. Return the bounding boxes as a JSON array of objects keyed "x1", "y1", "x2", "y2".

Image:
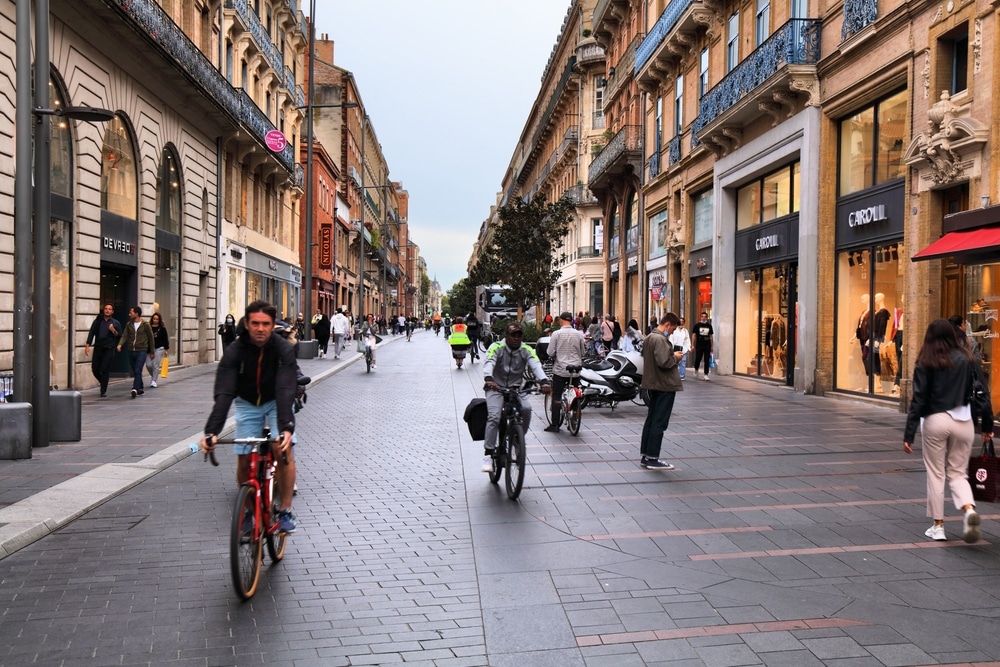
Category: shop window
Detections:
[
  {"x1": 608, "y1": 204, "x2": 620, "y2": 258},
  {"x1": 965, "y1": 263, "x2": 998, "y2": 418},
  {"x1": 626, "y1": 191, "x2": 639, "y2": 252},
  {"x1": 693, "y1": 189, "x2": 713, "y2": 245},
  {"x1": 835, "y1": 244, "x2": 903, "y2": 395},
  {"x1": 737, "y1": 162, "x2": 799, "y2": 229},
  {"x1": 736, "y1": 265, "x2": 794, "y2": 381},
  {"x1": 100, "y1": 115, "x2": 138, "y2": 218},
  {"x1": 156, "y1": 147, "x2": 182, "y2": 236},
  {"x1": 838, "y1": 89, "x2": 908, "y2": 196}
]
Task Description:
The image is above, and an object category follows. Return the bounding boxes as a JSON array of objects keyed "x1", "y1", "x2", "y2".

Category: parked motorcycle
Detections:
[{"x1": 579, "y1": 342, "x2": 646, "y2": 409}]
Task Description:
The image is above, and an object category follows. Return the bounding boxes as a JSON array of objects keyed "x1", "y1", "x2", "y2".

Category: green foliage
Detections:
[
  {"x1": 448, "y1": 278, "x2": 476, "y2": 318},
  {"x1": 469, "y1": 194, "x2": 575, "y2": 315},
  {"x1": 488, "y1": 318, "x2": 543, "y2": 343}
]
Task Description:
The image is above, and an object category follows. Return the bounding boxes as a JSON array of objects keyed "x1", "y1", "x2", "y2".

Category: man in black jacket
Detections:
[
  {"x1": 200, "y1": 300, "x2": 299, "y2": 533},
  {"x1": 84, "y1": 303, "x2": 121, "y2": 398}
]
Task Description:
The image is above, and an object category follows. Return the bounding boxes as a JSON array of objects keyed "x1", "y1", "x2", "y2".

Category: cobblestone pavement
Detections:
[{"x1": 1, "y1": 329, "x2": 999, "y2": 666}]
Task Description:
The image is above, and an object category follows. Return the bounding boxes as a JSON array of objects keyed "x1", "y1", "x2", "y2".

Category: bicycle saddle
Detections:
[
  {"x1": 566, "y1": 364, "x2": 582, "y2": 373},
  {"x1": 297, "y1": 375, "x2": 311, "y2": 386}
]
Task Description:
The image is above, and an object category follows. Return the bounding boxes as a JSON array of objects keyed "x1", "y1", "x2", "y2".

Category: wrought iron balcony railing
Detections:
[
  {"x1": 110, "y1": 0, "x2": 296, "y2": 177},
  {"x1": 636, "y1": 0, "x2": 693, "y2": 72},
  {"x1": 605, "y1": 36, "x2": 638, "y2": 102},
  {"x1": 649, "y1": 151, "x2": 660, "y2": 179},
  {"x1": 588, "y1": 125, "x2": 641, "y2": 184},
  {"x1": 667, "y1": 135, "x2": 681, "y2": 166},
  {"x1": 842, "y1": 0, "x2": 878, "y2": 40},
  {"x1": 224, "y1": 0, "x2": 285, "y2": 75},
  {"x1": 692, "y1": 18, "x2": 820, "y2": 141},
  {"x1": 562, "y1": 183, "x2": 599, "y2": 205},
  {"x1": 578, "y1": 246, "x2": 601, "y2": 258}
]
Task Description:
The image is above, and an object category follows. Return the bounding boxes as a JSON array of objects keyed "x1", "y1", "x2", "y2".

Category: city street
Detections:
[{"x1": 1, "y1": 330, "x2": 999, "y2": 666}]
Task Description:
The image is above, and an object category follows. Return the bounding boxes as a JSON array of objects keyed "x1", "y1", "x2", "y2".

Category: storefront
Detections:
[
  {"x1": 834, "y1": 181, "x2": 905, "y2": 397},
  {"x1": 689, "y1": 246, "x2": 712, "y2": 322},
  {"x1": 913, "y1": 205, "x2": 1000, "y2": 416},
  {"x1": 246, "y1": 249, "x2": 302, "y2": 321}
]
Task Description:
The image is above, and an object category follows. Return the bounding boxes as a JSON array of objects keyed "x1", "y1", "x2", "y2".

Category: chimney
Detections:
[{"x1": 316, "y1": 34, "x2": 334, "y2": 64}]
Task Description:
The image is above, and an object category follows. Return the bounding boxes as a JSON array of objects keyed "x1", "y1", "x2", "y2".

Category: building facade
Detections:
[{"x1": 1, "y1": 0, "x2": 305, "y2": 392}]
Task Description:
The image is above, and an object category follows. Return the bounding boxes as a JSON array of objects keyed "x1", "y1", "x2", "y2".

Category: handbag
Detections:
[
  {"x1": 968, "y1": 438, "x2": 1000, "y2": 503},
  {"x1": 160, "y1": 356, "x2": 169, "y2": 378},
  {"x1": 968, "y1": 364, "x2": 992, "y2": 417},
  {"x1": 356, "y1": 339, "x2": 366, "y2": 354},
  {"x1": 463, "y1": 398, "x2": 488, "y2": 441}
]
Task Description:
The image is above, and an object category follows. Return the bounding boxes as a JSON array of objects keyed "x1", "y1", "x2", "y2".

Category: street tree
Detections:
[{"x1": 469, "y1": 195, "x2": 574, "y2": 317}]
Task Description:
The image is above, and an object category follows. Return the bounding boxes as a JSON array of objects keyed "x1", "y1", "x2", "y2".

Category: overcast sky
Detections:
[{"x1": 313, "y1": 1, "x2": 574, "y2": 294}]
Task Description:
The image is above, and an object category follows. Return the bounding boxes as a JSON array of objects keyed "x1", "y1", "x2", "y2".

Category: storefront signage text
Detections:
[
  {"x1": 755, "y1": 234, "x2": 780, "y2": 251},
  {"x1": 848, "y1": 204, "x2": 887, "y2": 227},
  {"x1": 103, "y1": 236, "x2": 135, "y2": 255}
]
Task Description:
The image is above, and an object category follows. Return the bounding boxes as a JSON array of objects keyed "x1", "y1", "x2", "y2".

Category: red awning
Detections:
[{"x1": 912, "y1": 227, "x2": 1000, "y2": 262}]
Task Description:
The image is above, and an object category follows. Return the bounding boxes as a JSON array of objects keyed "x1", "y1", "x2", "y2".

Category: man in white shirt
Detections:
[
  {"x1": 668, "y1": 315, "x2": 692, "y2": 380},
  {"x1": 331, "y1": 307, "x2": 351, "y2": 360}
]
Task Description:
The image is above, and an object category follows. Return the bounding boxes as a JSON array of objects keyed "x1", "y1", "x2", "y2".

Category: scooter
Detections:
[{"x1": 579, "y1": 342, "x2": 645, "y2": 409}]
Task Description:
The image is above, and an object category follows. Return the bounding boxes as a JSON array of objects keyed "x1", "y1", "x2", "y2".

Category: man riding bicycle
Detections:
[
  {"x1": 481, "y1": 322, "x2": 551, "y2": 472},
  {"x1": 200, "y1": 300, "x2": 299, "y2": 533},
  {"x1": 465, "y1": 313, "x2": 481, "y2": 359}
]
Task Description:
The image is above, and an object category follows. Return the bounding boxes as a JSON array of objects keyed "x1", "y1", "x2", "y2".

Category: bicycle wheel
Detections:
[
  {"x1": 230, "y1": 484, "x2": 262, "y2": 600},
  {"x1": 504, "y1": 422, "x2": 526, "y2": 500},
  {"x1": 542, "y1": 393, "x2": 554, "y2": 425},
  {"x1": 488, "y1": 446, "x2": 502, "y2": 484},
  {"x1": 365, "y1": 350, "x2": 372, "y2": 373},
  {"x1": 566, "y1": 398, "x2": 582, "y2": 436},
  {"x1": 265, "y1": 473, "x2": 286, "y2": 562}
]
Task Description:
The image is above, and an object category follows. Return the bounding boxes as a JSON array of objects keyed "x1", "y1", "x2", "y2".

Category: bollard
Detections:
[
  {"x1": 49, "y1": 391, "x2": 82, "y2": 442},
  {"x1": 0, "y1": 403, "x2": 32, "y2": 459}
]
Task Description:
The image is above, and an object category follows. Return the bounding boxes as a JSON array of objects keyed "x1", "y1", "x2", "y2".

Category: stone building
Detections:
[{"x1": 0, "y1": 0, "x2": 306, "y2": 391}]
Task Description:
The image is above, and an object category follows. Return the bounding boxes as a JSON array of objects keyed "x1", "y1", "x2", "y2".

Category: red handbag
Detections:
[{"x1": 968, "y1": 438, "x2": 1000, "y2": 503}]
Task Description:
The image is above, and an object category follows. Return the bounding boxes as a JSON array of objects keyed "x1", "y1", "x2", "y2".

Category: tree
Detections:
[
  {"x1": 448, "y1": 278, "x2": 476, "y2": 318},
  {"x1": 469, "y1": 195, "x2": 574, "y2": 316}
]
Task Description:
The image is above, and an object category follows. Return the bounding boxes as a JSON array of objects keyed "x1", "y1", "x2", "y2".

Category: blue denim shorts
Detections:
[{"x1": 233, "y1": 398, "x2": 296, "y2": 455}]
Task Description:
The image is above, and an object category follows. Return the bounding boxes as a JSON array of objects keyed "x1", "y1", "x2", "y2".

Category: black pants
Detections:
[
  {"x1": 640, "y1": 390, "x2": 677, "y2": 459},
  {"x1": 91, "y1": 345, "x2": 115, "y2": 393},
  {"x1": 550, "y1": 374, "x2": 568, "y2": 424},
  {"x1": 693, "y1": 346, "x2": 711, "y2": 374}
]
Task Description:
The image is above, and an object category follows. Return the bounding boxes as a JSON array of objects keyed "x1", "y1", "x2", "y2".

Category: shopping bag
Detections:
[
  {"x1": 463, "y1": 398, "x2": 488, "y2": 441},
  {"x1": 968, "y1": 438, "x2": 1000, "y2": 503},
  {"x1": 709, "y1": 352, "x2": 716, "y2": 368},
  {"x1": 160, "y1": 356, "x2": 169, "y2": 378},
  {"x1": 356, "y1": 339, "x2": 366, "y2": 354}
]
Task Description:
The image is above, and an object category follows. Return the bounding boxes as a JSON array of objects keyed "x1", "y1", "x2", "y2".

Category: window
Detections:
[
  {"x1": 756, "y1": 0, "x2": 770, "y2": 46},
  {"x1": 674, "y1": 75, "x2": 684, "y2": 135},
  {"x1": 594, "y1": 76, "x2": 605, "y2": 128},
  {"x1": 648, "y1": 210, "x2": 668, "y2": 260},
  {"x1": 100, "y1": 115, "x2": 138, "y2": 218},
  {"x1": 699, "y1": 48, "x2": 709, "y2": 99},
  {"x1": 727, "y1": 13, "x2": 740, "y2": 72},
  {"x1": 225, "y1": 40, "x2": 233, "y2": 82},
  {"x1": 655, "y1": 96, "x2": 663, "y2": 155},
  {"x1": 241, "y1": 60, "x2": 248, "y2": 90},
  {"x1": 838, "y1": 89, "x2": 908, "y2": 196},
  {"x1": 693, "y1": 189, "x2": 713, "y2": 245},
  {"x1": 938, "y1": 26, "x2": 969, "y2": 95},
  {"x1": 791, "y1": 0, "x2": 808, "y2": 18},
  {"x1": 737, "y1": 162, "x2": 800, "y2": 229}
]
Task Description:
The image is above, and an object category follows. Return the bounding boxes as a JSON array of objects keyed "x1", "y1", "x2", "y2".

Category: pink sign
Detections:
[{"x1": 265, "y1": 130, "x2": 287, "y2": 152}]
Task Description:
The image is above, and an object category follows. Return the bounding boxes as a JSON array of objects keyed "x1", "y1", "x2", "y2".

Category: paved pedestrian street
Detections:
[{"x1": 1, "y1": 329, "x2": 999, "y2": 666}]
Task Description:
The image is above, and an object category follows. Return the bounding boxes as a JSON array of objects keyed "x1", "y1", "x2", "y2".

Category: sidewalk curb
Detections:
[{"x1": 0, "y1": 344, "x2": 367, "y2": 560}]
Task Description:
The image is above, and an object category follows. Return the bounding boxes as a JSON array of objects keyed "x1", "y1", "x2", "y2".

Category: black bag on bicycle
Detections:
[{"x1": 464, "y1": 398, "x2": 488, "y2": 441}]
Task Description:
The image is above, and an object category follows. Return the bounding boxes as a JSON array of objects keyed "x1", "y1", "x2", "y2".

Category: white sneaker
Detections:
[
  {"x1": 963, "y1": 508, "x2": 981, "y2": 543},
  {"x1": 704, "y1": 374, "x2": 711, "y2": 381},
  {"x1": 481, "y1": 455, "x2": 494, "y2": 473},
  {"x1": 150, "y1": 380, "x2": 157, "y2": 388},
  {"x1": 925, "y1": 524, "x2": 947, "y2": 541}
]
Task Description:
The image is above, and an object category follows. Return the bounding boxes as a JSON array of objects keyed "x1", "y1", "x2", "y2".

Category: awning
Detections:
[{"x1": 912, "y1": 226, "x2": 1000, "y2": 262}]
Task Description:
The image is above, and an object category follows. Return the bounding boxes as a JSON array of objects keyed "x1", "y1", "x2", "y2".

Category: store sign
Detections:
[
  {"x1": 611, "y1": 261, "x2": 619, "y2": 275},
  {"x1": 320, "y1": 226, "x2": 332, "y2": 268},
  {"x1": 755, "y1": 233, "x2": 780, "y2": 251},
  {"x1": 627, "y1": 255, "x2": 638, "y2": 271},
  {"x1": 103, "y1": 235, "x2": 135, "y2": 255},
  {"x1": 848, "y1": 204, "x2": 887, "y2": 227}
]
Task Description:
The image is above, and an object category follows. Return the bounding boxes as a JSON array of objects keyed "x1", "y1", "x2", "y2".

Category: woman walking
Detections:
[
  {"x1": 313, "y1": 313, "x2": 331, "y2": 358},
  {"x1": 146, "y1": 312, "x2": 169, "y2": 388},
  {"x1": 903, "y1": 318, "x2": 991, "y2": 542},
  {"x1": 218, "y1": 314, "x2": 237, "y2": 349}
]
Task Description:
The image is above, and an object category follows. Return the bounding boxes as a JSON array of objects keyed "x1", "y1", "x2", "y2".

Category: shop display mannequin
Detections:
[
  {"x1": 892, "y1": 306, "x2": 904, "y2": 393},
  {"x1": 871, "y1": 293, "x2": 891, "y2": 381},
  {"x1": 856, "y1": 294, "x2": 871, "y2": 374}
]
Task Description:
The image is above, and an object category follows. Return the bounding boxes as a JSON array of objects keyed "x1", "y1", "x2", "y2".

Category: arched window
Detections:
[
  {"x1": 626, "y1": 190, "x2": 639, "y2": 252},
  {"x1": 49, "y1": 73, "x2": 74, "y2": 390},
  {"x1": 608, "y1": 203, "x2": 620, "y2": 258},
  {"x1": 155, "y1": 146, "x2": 184, "y2": 359},
  {"x1": 100, "y1": 115, "x2": 138, "y2": 218}
]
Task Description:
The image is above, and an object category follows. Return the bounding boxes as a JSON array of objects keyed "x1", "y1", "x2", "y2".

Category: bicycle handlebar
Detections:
[{"x1": 193, "y1": 436, "x2": 289, "y2": 466}]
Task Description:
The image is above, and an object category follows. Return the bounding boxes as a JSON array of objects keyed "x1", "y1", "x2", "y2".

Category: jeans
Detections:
[
  {"x1": 130, "y1": 351, "x2": 148, "y2": 391},
  {"x1": 333, "y1": 333, "x2": 344, "y2": 357},
  {"x1": 640, "y1": 390, "x2": 677, "y2": 459},
  {"x1": 91, "y1": 345, "x2": 115, "y2": 393},
  {"x1": 678, "y1": 353, "x2": 688, "y2": 379}
]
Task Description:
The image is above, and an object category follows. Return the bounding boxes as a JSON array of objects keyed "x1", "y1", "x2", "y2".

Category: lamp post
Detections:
[
  {"x1": 301, "y1": 0, "x2": 358, "y2": 337},
  {"x1": 15, "y1": 0, "x2": 113, "y2": 449}
]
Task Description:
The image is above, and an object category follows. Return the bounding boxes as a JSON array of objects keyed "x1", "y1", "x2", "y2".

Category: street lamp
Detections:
[
  {"x1": 301, "y1": 0, "x2": 360, "y2": 341},
  {"x1": 15, "y1": 0, "x2": 114, "y2": 449}
]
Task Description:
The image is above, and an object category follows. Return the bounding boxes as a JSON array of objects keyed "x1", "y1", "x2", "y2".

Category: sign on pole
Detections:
[{"x1": 265, "y1": 130, "x2": 287, "y2": 153}]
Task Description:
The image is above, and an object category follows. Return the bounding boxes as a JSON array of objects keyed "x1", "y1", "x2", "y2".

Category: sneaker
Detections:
[
  {"x1": 150, "y1": 380, "x2": 157, "y2": 388},
  {"x1": 925, "y1": 524, "x2": 947, "y2": 541},
  {"x1": 963, "y1": 508, "x2": 981, "y2": 543},
  {"x1": 130, "y1": 389, "x2": 137, "y2": 399},
  {"x1": 100, "y1": 392, "x2": 107, "y2": 398},
  {"x1": 481, "y1": 455, "x2": 495, "y2": 473},
  {"x1": 137, "y1": 390, "x2": 144, "y2": 395},
  {"x1": 641, "y1": 457, "x2": 675, "y2": 470},
  {"x1": 293, "y1": 483, "x2": 298, "y2": 496},
  {"x1": 276, "y1": 509, "x2": 297, "y2": 534},
  {"x1": 372, "y1": 364, "x2": 377, "y2": 370},
  {"x1": 704, "y1": 374, "x2": 711, "y2": 381},
  {"x1": 544, "y1": 424, "x2": 560, "y2": 433}
]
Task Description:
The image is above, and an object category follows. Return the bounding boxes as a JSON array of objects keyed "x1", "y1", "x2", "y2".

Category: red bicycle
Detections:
[{"x1": 198, "y1": 433, "x2": 289, "y2": 600}]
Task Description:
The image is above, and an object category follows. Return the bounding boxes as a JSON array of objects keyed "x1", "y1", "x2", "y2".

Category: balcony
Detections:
[
  {"x1": 635, "y1": 0, "x2": 719, "y2": 93},
  {"x1": 578, "y1": 246, "x2": 601, "y2": 258},
  {"x1": 562, "y1": 183, "x2": 599, "y2": 206},
  {"x1": 842, "y1": 0, "x2": 878, "y2": 40},
  {"x1": 605, "y1": 36, "x2": 638, "y2": 104},
  {"x1": 692, "y1": 19, "x2": 820, "y2": 156},
  {"x1": 224, "y1": 0, "x2": 285, "y2": 75},
  {"x1": 575, "y1": 40, "x2": 606, "y2": 69},
  {"x1": 593, "y1": 0, "x2": 630, "y2": 48},
  {"x1": 650, "y1": 135, "x2": 682, "y2": 178},
  {"x1": 528, "y1": 126, "x2": 579, "y2": 200},
  {"x1": 588, "y1": 125, "x2": 642, "y2": 191},
  {"x1": 103, "y1": 0, "x2": 298, "y2": 179}
]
